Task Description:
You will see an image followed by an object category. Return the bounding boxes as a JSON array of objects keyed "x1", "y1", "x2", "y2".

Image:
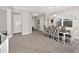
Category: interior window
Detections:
[
  {"x1": 63, "y1": 21, "x2": 72, "y2": 27},
  {"x1": 57, "y1": 18, "x2": 72, "y2": 27}
]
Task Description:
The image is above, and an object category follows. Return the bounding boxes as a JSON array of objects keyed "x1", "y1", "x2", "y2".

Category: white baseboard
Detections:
[
  {"x1": 22, "y1": 32, "x2": 32, "y2": 35},
  {"x1": 7, "y1": 35, "x2": 13, "y2": 38}
]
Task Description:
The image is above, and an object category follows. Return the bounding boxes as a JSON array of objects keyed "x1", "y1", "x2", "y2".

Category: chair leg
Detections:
[{"x1": 51, "y1": 35, "x2": 54, "y2": 39}]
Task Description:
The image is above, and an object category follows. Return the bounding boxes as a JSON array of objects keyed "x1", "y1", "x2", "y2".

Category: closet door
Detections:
[{"x1": 13, "y1": 14, "x2": 22, "y2": 33}]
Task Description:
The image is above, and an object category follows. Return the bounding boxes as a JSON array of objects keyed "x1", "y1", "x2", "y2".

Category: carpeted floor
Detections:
[{"x1": 9, "y1": 31, "x2": 79, "y2": 53}]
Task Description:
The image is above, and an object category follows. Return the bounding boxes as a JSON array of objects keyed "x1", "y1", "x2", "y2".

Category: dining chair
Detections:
[
  {"x1": 50, "y1": 28, "x2": 55, "y2": 39},
  {"x1": 65, "y1": 34, "x2": 71, "y2": 44},
  {"x1": 43, "y1": 25, "x2": 48, "y2": 36},
  {"x1": 59, "y1": 26, "x2": 66, "y2": 42},
  {"x1": 54, "y1": 26, "x2": 59, "y2": 41},
  {"x1": 43, "y1": 25, "x2": 53, "y2": 37},
  {"x1": 59, "y1": 33, "x2": 64, "y2": 42},
  {"x1": 47, "y1": 26, "x2": 52, "y2": 37}
]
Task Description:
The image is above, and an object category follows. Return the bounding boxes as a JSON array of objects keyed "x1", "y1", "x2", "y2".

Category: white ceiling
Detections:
[
  {"x1": 12, "y1": 6, "x2": 72, "y2": 15},
  {"x1": 0, "y1": 6, "x2": 72, "y2": 16}
]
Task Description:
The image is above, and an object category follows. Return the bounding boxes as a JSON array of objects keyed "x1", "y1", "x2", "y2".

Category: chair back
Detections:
[
  {"x1": 60, "y1": 26, "x2": 66, "y2": 32},
  {"x1": 43, "y1": 25, "x2": 47, "y2": 31}
]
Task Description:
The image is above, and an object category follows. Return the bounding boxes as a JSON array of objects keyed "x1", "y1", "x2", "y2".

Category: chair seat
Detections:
[{"x1": 65, "y1": 34, "x2": 71, "y2": 38}]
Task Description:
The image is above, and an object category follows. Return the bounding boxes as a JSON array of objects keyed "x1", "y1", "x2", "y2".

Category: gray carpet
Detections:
[{"x1": 9, "y1": 31, "x2": 79, "y2": 53}]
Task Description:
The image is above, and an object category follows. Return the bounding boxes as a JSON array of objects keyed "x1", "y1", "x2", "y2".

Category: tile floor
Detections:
[{"x1": 9, "y1": 31, "x2": 79, "y2": 53}]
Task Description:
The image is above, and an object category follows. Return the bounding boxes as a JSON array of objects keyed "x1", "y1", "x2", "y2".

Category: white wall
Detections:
[
  {"x1": 39, "y1": 16, "x2": 44, "y2": 31},
  {"x1": 32, "y1": 17, "x2": 36, "y2": 28},
  {"x1": 7, "y1": 9, "x2": 12, "y2": 36},
  {"x1": 0, "y1": 9, "x2": 7, "y2": 33},
  {"x1": 72, "y1": 16, "x2": 79, "y2": 39},
  {"x1": 22, "y1": 11, "x2": 32, "y2": 35},
  {"x1": 7, "y1": 9, "x2": 32, "y2": 36}
]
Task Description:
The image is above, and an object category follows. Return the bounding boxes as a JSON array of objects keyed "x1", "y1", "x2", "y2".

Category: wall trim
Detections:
[
  {"x1": 7, "y1": 35, "x2": 13, "y2": 38},
  {"x1": 22, "y1": 32, "x2": 32, "y2": 35}
]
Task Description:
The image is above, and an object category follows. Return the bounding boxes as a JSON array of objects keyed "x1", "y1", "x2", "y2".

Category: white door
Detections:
[{"x1": 13, "y1": 14, "x2": 22, "y2": 33}]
